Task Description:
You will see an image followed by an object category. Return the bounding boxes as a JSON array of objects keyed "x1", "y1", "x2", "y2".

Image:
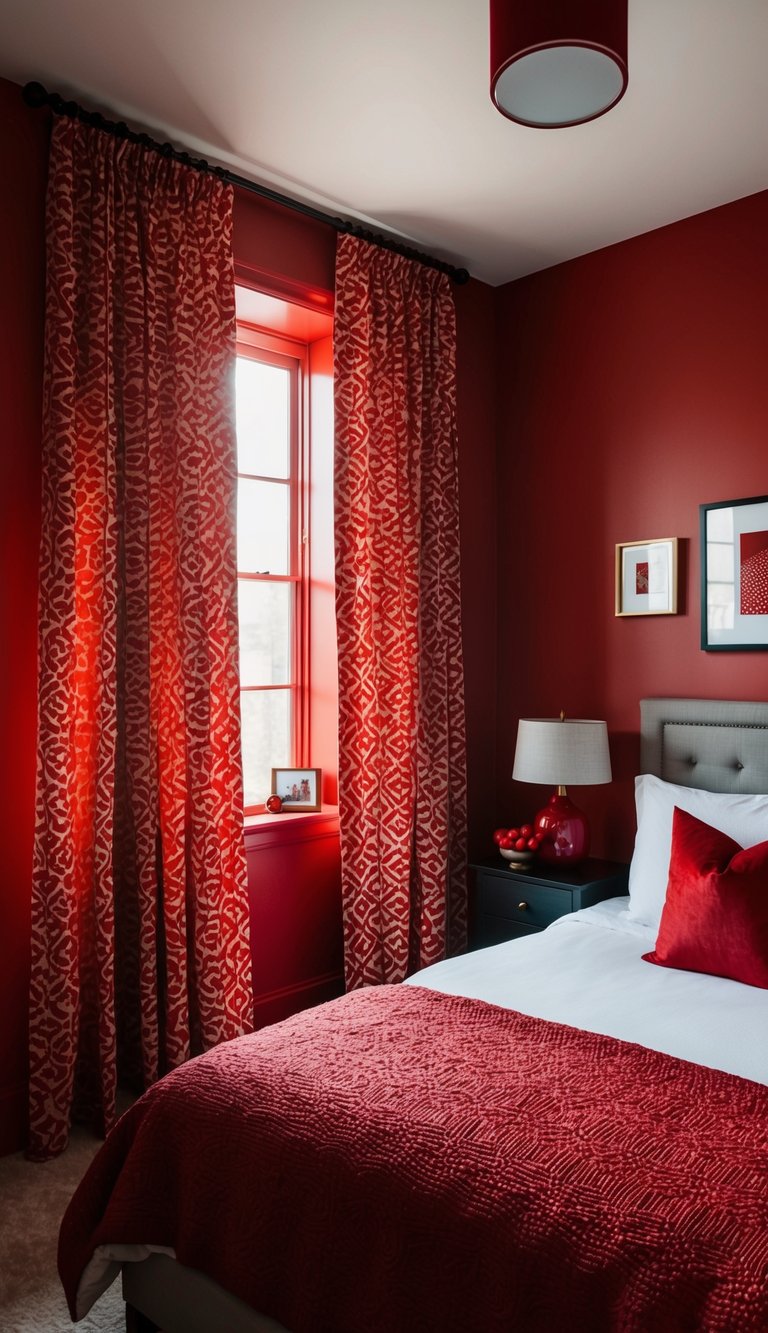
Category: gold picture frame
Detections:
[{"x1": 615, "y1": 538, "x2": 678, "y2": 617}]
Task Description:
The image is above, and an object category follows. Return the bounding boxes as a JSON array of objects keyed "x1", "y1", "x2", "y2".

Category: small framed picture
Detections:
[
  {"x1": 701, "y1": 494, "x2": 768, "y2": 651},
  {"x1": 270, "y1": 767, "x2": 322, "y2": 811},
  {"x1": 615, "y1": 538, "x2": 678, "y2": 617}
]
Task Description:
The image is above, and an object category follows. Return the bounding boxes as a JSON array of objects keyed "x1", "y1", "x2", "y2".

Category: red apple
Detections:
[
  {"x1": 500, "y1": 833, "x2": 515, "y2": 849},
  {"x1": 526, "y1": 837, "x2": 539, "y2": 851},
  {"x1": 493, "y1": 827, "x2": 509, "y2": 845},
  {"x1": 508, "y1": 828, "x2": 520, "y2": 842},
  {"x1": 514, "y1": 837, "x2": 527, "y2": 851},
  {"x1": 520, "y1": 823, "x2": 533, "y2": 838}
]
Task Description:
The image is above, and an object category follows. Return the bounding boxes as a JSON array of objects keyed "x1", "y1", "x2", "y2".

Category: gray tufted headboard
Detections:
[{"x1": 640, "y1": 698, "x2": 768, "y2": 796}]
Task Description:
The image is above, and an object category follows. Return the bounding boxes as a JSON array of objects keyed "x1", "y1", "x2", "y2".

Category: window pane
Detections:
[
  {"x1": 236, "y1": 357, "x2": 290, "y2": 479},
  {"x1": 707, "y1": 542, "x2": 734, "y2": 582},
  {"x1": 237, "y1": 478, "x2": 289, "y2": 575},
  {"x1": 238, "y1": 580, "x2": 291, "y2": 686},
  {"x1": 241, "y1": 689, "x2": 291, "y2": 807},
  {"x1": 707, "y1": 507, "x2": 733, "y2": 543}
]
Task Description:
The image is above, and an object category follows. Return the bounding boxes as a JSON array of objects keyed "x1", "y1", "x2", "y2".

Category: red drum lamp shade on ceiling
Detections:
[{"x1": 490, "y1": 0, "x2": 629, "y2": 128}]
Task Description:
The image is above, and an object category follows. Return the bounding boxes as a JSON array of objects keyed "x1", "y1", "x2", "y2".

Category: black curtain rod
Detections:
[{"x1": 22, "y1": 82, "x2": 470, "y2": 285}]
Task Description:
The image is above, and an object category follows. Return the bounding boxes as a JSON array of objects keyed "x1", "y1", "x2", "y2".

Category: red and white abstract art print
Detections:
[{"x1": 740, "y1": 531, "x2": 768, "y2": 616}]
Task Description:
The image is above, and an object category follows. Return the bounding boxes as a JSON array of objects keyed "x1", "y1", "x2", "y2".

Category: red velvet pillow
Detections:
[{"x1": 643, "y1": 806, "x2": 768, "y2": 989}]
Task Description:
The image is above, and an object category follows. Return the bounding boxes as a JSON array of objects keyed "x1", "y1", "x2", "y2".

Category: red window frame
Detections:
[{"x1": 236, "y1": 324, "x2": 310, "y2": 813}]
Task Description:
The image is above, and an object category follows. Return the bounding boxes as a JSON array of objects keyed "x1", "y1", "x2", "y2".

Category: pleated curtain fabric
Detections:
[
  {"x1": 28, "y1": 119, "x2": 253, "y2": 1160},
  {"x1": 334, "y1": 234, "x2": 468, "y2": 990}
]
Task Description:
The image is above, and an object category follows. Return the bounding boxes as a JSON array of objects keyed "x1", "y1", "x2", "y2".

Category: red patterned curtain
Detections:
[
  {"x1": 28, "y1": 119, "x2": 253, "y2": 1161},
  {"x1": 334, "y1": 234, "x2": 468, "y2": 990}
]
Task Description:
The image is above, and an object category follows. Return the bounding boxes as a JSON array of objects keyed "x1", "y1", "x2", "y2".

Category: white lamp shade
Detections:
[{"x1": 513, "y1": 718, "x2": 612, "y2": 786}]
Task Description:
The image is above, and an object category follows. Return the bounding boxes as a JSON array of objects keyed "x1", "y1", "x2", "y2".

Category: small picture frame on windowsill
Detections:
[
  {"x1": 615, "y1": 538, "x2": 678, "y2": 617},
  {"x1": 270, "y1": 767, "x2": 322, "y2": 812}
]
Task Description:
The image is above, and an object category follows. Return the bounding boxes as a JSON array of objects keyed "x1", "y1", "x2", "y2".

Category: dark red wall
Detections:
[
  {"x1": 233, "y1": 190, "x2": 336, "y2": 297},
  {"x1": 454, "y1": 279, "x2": 499, "y2": 857},
  {"x1": 495, "y1": 190, "x2": 768, "y2": 860},
  {"x1": 0, "y1": 78, "x2": 48, "y2": 1155}
]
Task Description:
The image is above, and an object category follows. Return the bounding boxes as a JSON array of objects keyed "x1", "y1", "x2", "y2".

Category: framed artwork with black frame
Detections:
[{"x1": 700, "y1": 494, "x2": 768, "y2": 651}]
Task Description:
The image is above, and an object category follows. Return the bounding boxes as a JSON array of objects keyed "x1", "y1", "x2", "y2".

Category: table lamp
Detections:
[{"x1": 512, "y1": 715, "x2": 612, "y2": 864}]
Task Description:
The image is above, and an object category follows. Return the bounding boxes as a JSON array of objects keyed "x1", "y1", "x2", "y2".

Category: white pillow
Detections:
[{"x1": 627, "y1": 773, "x2": 768, "y2": 930}]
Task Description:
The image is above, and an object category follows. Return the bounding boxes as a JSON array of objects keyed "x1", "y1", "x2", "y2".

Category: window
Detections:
[{"x1": 235, "y1": 328, "x2": 307, "y2": 811}]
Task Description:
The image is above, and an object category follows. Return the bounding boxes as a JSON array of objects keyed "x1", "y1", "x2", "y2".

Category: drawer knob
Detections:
[{"x1": 517, "y1": 900, "x2": 529, "y2": 911}]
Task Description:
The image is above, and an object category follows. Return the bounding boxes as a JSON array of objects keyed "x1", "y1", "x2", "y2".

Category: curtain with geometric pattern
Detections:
[
  {"x1": 28, "y1": 118, "x2": 253, "y2": 1160},
  {"x1": 333, "y1": 233, "x2": 468, "y2": 991}
]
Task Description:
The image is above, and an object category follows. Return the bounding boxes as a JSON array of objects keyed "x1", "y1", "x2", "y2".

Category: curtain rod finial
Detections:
[{"x1": 22, "y1": 81, "x2": 49, "y2": 108}]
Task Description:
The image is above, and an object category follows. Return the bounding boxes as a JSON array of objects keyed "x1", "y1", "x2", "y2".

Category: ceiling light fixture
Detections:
[{"x1": 490, "y1": 0, "x2": 628, "y2": 129}]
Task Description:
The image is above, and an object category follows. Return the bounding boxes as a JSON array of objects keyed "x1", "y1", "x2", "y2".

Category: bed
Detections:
[{"x1": 59, "y1": 697, "x2": 768, "y2": 1332}]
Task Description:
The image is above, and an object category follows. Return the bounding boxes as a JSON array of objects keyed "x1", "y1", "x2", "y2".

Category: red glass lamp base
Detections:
[{"x1": 534, "y1": 792, "x2": 589, "y2": 864}]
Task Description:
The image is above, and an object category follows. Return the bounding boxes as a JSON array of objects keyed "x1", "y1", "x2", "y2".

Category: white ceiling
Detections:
[{"x1": 1, "y1": 0, "x2": 767, "y2": 285}]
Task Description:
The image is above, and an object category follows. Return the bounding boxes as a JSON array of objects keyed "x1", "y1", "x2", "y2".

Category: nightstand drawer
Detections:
[
  {"x1": 472, "y1": 915, "x2": 539, "y2": 949},
  {"x1": 469, "y1": 857, "x2": 629, "y2": 952},
  {"x1": 475, "y1": 872, "x2": 572, "y2": 929}
]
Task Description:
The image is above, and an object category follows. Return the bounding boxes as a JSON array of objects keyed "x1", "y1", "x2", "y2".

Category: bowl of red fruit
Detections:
[{"x1": 493, "y1": 824, "x2": 542, "y2": 868}]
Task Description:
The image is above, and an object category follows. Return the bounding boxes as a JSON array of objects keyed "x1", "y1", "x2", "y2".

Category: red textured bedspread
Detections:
[{"x1": 59, "y1": 985, "x2": 768, "y2": 1332}]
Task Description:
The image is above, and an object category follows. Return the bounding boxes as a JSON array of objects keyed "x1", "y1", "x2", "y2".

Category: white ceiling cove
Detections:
[{"x1": 1, "y1": 0, "x2": 767, "y2": 285}]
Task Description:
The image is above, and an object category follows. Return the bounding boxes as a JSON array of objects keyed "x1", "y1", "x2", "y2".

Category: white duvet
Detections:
[{"x1": 409, "y1": 897, "x2": 768, "y2": 1087}]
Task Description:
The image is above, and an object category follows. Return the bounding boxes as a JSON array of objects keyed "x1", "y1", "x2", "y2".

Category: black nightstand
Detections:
[{"x1": 469, "y1": 856, "x2": 629, "y2": 950}]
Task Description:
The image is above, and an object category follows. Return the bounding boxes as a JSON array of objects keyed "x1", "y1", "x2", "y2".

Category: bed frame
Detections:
[
  {"x1": 123, "y1": 1253, "x2": 285, "y2": 1333},
  {"x1": 640, "y1": 696, "x2": 768, "y2": 792},
  {"x1": 122, "y1": 696, "x2": 768, "y2": 1333}
]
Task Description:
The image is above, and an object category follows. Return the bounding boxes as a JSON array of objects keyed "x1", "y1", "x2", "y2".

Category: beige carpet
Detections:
[{"x1": 0, "y1": 1126, "x2": 125, "y2": 1332}]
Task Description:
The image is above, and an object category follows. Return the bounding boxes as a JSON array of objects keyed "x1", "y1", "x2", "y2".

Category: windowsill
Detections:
[{"x1": 243, "y1": 805, "x2": 339, "y2": 848}]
